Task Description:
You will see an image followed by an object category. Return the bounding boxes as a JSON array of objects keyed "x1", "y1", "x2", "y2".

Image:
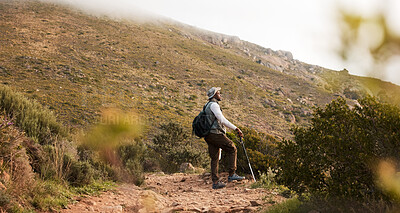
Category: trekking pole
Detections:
[{"x1": 240, "y1": 137, "x2": 256, "y2": 182}]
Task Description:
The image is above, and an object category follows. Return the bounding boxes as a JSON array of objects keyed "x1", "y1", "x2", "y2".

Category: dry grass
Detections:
[
  {"x1": 0, "y1": 114, "x2": 35, "y2": 210},
  {"x1": 1, "y1": 0, "x2": 400, "y2": 140}
]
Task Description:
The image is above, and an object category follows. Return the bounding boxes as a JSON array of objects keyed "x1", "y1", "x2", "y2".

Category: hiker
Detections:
[{"x1": 204, "y1": 87, "x2": 245, "y2": 189}]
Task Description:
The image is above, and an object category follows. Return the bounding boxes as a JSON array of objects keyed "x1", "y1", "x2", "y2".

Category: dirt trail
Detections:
[{"x1": 61, "y1": 173, "x2": 285, "y2": 212}]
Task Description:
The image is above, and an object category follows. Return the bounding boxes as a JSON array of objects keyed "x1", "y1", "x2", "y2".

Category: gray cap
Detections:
[{"x1": 207, "y1": 87, "x2": 221, "y2": 99}]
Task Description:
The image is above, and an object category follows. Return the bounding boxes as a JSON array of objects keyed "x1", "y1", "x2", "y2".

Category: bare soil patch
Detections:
[{"x1": 61, "y1": 173, "x2": 285, "y2": 212}]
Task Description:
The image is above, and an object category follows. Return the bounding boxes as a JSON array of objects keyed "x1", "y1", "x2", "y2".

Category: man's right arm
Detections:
[{"x1": 210, "y1": 103, "x2": 243, "y2": 137}]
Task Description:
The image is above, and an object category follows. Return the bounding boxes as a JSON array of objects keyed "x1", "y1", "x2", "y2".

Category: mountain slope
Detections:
[{"x1": 1, "y1": 0, "x2": 400, "y2": 139}]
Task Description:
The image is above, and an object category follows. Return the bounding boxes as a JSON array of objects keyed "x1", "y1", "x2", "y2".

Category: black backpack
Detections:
[{"x1": 192, "y1": 102, "x2": 215, "y2": 138}]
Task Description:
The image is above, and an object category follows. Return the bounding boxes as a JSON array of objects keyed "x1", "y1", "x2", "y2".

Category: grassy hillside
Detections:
[{"x1": 1, "y1": 0, "x2": 400, "y2": 139}]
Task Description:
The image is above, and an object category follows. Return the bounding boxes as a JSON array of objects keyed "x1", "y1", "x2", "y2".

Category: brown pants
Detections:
[{"x1": 204, "y1": 133, "x2": 237, "y2": 182}]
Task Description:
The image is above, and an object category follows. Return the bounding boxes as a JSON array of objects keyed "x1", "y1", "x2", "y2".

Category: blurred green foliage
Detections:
[
  {"x1": 79, "y1": 109, "x2": 146, "y2": 185},
  {"x1": 81, "y1": 108, "x2": 142, "y2": 151}
]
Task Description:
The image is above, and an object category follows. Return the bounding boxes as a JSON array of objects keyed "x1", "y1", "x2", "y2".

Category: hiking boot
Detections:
[
  {"x1": 212, "y1": 181, "x2": 226, "y2": 189},
  {"x1": 228, "y1": 173, "x2": 245, "y2": 182}
]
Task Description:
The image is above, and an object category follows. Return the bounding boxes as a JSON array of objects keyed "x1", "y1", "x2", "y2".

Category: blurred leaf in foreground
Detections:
[
  {"x1": 376, "y1": 160, "x2": 400, "y2": 201},
  {"x1": 81, "y1": 108, "x2": 143, "y2": 164},
  {"x1": 337, "y1": 2, "x2": 400, "y2": 82}
]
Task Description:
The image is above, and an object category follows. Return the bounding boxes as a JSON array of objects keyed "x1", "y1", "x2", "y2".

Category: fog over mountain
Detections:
[{"x1": 40, "y1": 0, "x2": 166, "y2": 21}]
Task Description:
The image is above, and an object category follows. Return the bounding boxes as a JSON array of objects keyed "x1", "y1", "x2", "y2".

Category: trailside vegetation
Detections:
[
  {"x1": 0, "y1": 85, "x2": 145, "y2": 212},
  {"x1": 151, "y1": 122, "x2": 208, "y2": 173},
  {"x1": 225, "y1": 126, "x2": 279, "y2": 177},
  {"x1": 0, "y1": 85, "x2": 67, "y2": 144},
  {"x1": 277, "y1": 96, "x2": 400, "y2": 211}
]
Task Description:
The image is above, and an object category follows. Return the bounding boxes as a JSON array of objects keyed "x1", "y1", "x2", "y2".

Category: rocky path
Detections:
[{"x1": 61, "y1": 173, "x2": 285, "y2": 212}]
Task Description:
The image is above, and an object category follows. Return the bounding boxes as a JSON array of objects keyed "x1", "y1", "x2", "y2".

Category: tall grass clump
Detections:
[
  {"x1": 0, "y1": 113, "x2": 35, "y2": 211},
  {"x1": 0, "y1": 85, "x2": 67, "y2": 145}
]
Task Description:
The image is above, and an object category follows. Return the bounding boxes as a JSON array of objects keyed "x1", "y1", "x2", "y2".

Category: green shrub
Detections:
[
  {"x1": 142, "y1": 150, "x2": 162, "y2": 172},
  {"x1": 76, "y1": 144, "x2": 117, "y2": 181},
  {"x1": 251, "y1": 168, "x2": 278, "y2": 189},
  {"x1": 77, "y1": 143, "x2": 135, "y2": 184},
  {"x1": 295, "y1": 195, "x2": 395, "y2": 213},
  {"x1": 66, "y1": 160, "x2": 94, "y2": 187},
  {"x1": 225, "y1": 127, "x2": 279, "y2": 176},
  {"x1": 0, "y1": 89, "x2": 111, "y2": 211},
  {"x1": 277, "y1": 96, "x2": 400, "y2": 199},
  {"x1": 118, "y1": 141, "x2": 146, "y2": 185},
  {"x1": 166, "y1": 144, "x2": 207, "y2": 170},
  {"x1": 30, "y1": 180, "x2": 72, "y2": 211},
  {"x1": 152, "y1": 122, "x2": 208, "y2": 173},
  {"x1": 91, "y1": 160, "x2": 118, "y2": 181},
  {"x1": 77, "y1": 144, "x2": 95, "y2": 162},
  {"x1": 72, "y1": 180, "x2": 115, "y2": 196},
  {"x1": 39, "y1": 142, "x2": 72, "y2": 181},
  {"x1": 265, "y1": 197, "x2": 303, "y2": 213},
  {"x1": 77, "y1": 109, "x2": 146, "y2": 184},
  {"x1": 265, "y1": 194, "x2": 395, "y2": 213},
  {"x1": 0, "y1": 85, "x2": 67, "y2": 145}
]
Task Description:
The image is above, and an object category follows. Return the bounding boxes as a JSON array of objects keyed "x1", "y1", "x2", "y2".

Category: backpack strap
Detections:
[
  {"x1": 203, "y1": 101, "x2": 217, "y2": 128},
  {"x1": 203, "y1": 101, "x2": 211, "y2": 111}
]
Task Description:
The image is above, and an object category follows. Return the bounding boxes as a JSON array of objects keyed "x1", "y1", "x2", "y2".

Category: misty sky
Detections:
[{"x1": 44, "y1": 0, "x2": 400, "y2": 84}]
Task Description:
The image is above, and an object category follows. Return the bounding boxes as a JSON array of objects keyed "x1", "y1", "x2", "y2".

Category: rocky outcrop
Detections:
[
  {"x1": 180, "y1": 26, "x2": 335, "y2": 91},
  {"x1": 276, "y1": 50, "x2": 293, "y2": 61}
]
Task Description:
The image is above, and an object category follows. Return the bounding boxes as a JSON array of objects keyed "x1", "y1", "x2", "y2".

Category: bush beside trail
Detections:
[
  {"x1": 151, "y1": 122, "x2": 208, "y2": 173},
  {"x1": 224, "y1": 127, "x2": 279, "y2": 178},
  {"x1": 277, "y1": 96, "x2": 400, "y2": 201}
]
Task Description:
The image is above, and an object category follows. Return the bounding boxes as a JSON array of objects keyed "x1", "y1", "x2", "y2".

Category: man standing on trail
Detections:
[{"x1": 204, "y1": 87, "x2": 245, "y2": 189}]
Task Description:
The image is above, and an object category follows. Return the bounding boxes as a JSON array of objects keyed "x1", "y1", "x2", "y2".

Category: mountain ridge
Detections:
[{"x1": 1, "y1": 0, "x2": 400, "y2": 139}]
